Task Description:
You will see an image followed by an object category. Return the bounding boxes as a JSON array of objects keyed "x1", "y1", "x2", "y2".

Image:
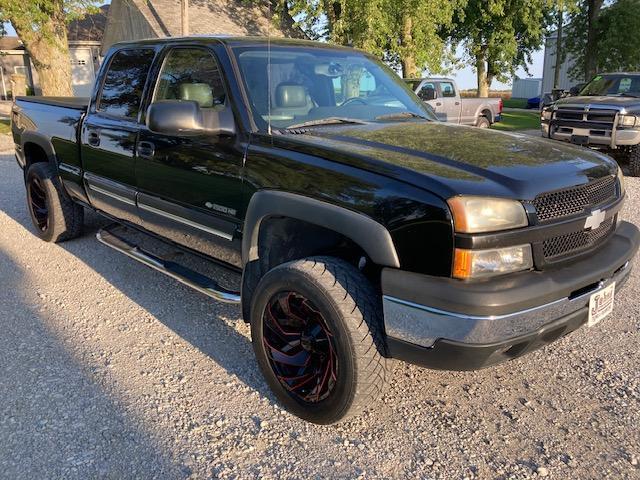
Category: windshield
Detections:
[
  {"x1": 579, "y1": 74, "x2": 640, "y2": 97},
  {"x1": 232, "y1": 45, "x2": 436, "y2": 130}
]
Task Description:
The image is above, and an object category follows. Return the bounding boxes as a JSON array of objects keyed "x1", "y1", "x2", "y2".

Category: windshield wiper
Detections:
[
  {"x1": 286, "y1": 117, "x2": 368, "y2": 129},
  {"x1": 374, "y1": 111, "x2": 430, "y2": 121}
]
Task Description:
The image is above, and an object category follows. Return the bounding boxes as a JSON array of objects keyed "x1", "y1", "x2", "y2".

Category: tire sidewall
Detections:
[
  {"x1": 250, "y1": 264, "x2": 359, "y2": 424},
  {"x1": 26, "y1": 163, "x2": 56, "y2": 242}
]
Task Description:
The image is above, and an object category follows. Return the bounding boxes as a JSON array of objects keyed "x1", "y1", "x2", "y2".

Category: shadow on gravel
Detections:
[
  {"x1": 0, "y1": 247, "x2": 181, "y2": 478},
  {"x1": 0, "y1": 156, "x2": 275, "y2": 408}
]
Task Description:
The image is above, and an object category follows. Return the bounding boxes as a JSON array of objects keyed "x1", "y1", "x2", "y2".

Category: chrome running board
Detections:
[{"x1": 97, "y1": 225, "x2": 241, "y2": 304}]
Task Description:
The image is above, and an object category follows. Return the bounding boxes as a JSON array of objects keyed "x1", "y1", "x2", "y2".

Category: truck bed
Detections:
[{"x1": 15, "y1": 96, "x2": 89, "y2": 111}]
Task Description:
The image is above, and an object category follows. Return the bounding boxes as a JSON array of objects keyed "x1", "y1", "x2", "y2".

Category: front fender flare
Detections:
[{"x1": 242, "y1": 190, "x2": 400, "y2": 268}]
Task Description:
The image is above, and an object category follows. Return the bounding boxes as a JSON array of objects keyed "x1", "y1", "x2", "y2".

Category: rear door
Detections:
[
  {"x1": 135, "y1": 45, "x2": 245, "y2": 267},
  {"x1": 81, "y1": 47, "x2": 156, "y2": 224},
  {"x1": 437, "y1": 81, "x2": 461, "y2": 123}
]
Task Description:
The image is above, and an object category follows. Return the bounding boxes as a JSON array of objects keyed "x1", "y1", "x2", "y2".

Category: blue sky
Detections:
[{"x1": 2, "y1": 20, "x2": 544, "y2": 91}]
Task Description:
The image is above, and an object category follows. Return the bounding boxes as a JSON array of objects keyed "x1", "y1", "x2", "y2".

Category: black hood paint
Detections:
[
  {"x1": 555, "y1": 95, "x2": 640, "y2": 112},
  {"x1": 282, "y1": 122, "x2": 618, "y2": 200}
]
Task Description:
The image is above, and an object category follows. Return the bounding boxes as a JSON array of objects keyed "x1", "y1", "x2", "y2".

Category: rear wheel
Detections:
[
  {"x1": 476, "y1": 116, "x2": 491, "y2": 128},
  {"x1": 25, "y1": 162, "x2": 84, "y2": 243},
  {"x1": 250, "y1": 256, "x2": 389, "y2": 424}
]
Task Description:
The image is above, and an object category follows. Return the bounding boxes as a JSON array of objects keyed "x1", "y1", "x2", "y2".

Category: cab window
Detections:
[
  {"x1": 97, "y1": 48, "x2": 155, "y2": 118},
  {"x1": 154, "y1": 48, "x2": 226, "y2": 110}
]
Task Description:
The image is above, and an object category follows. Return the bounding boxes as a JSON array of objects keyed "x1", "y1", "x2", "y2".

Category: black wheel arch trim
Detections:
[
  {"x1": 242, "y1": 190, "x2": 400, "y2": 268},
  {"x1": 20, "y1": 131, "x2": 57, "y2": 167}
]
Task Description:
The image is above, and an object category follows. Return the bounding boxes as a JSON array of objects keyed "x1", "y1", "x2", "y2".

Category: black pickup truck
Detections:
[{"x1": 11, "y1": 37, "x2": 640, "y2": 424}]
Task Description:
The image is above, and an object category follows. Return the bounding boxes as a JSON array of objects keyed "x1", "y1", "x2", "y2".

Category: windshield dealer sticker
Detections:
[{"x1": 588, "y1": 282, "x2": 615, "y2": 327}]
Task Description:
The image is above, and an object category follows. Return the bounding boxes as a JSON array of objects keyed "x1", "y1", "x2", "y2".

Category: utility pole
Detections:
[{"x1": 181, "y1": 0, "x2": 189, "y2": 36}]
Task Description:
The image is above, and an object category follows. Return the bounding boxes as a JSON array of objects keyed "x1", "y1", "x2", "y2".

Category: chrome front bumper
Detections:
[{"x1": 383, "y1": 260, "x2": 631, "y2": 349}]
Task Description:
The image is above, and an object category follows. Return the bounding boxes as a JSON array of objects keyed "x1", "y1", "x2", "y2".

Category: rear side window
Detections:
[
  {"x1": 98, "y1": 49, "x2": 155, "y2": 118},
  {"x1": 440, "y1": 81, "x2": 456, "y2": 98}
]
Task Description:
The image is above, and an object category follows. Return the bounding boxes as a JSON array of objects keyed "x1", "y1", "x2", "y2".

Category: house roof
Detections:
[
  {"x1": 67, "y1": 4, "x2": 109, "y2": 42},
  {"x1": 128, "y1": 0, "x2": 297, "y2": 38},
  {"x1": 0, "y1": 36, "x2": 24, "y2": 51}
]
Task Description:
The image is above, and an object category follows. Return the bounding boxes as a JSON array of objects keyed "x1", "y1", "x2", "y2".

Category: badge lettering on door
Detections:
[
  {"x1": 205, "y1": 202, "x2": 237, "y2": 216},
  {"x1": 584, "y1": 209, "x2": 606, "y2": 230}
]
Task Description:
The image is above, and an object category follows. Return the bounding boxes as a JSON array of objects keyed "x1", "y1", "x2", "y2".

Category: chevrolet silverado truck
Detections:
[
  {"x1": 11, "y1": 37, "x2": 639, "y2": 424},
  {"x1": 541, "y1": 73, "x2": 640, "y2": 176},
  {"x1": 405, "y1": 77, "x2": 503, "y2": 127}
]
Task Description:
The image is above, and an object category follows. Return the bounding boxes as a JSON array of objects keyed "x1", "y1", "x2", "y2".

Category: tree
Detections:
[
  {"x1": 280, "y1": 0, "x2": 463, "y2": 78},
  {"x1": 0, "y1": 0, "x2": 98, "y2": 96},
  {"x1": 565, "y1": 0, "x2": 640, "y2": 80},
  {"x1": 451, "y1": 0, "x2": 553, "y2": 97}
]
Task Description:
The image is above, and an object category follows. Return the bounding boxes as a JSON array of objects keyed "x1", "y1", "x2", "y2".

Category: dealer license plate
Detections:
[{"x1": 588, "y1": 283, "x2": 615, "y2": 327}]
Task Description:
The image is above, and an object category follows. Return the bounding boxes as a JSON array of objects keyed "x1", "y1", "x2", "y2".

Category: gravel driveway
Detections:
[{"x1": 1, "y1": 151, "x2": 639, "y2": 479}]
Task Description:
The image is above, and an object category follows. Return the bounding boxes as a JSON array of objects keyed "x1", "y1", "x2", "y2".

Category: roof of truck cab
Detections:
[{"x1": 109, "y1": 36, "x2": 363, "y2": 52}]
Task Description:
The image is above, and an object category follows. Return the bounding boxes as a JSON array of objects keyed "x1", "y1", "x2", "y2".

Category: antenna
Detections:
[{"x1": 267, "y1": 0, "x2": 272, "y2": 135}]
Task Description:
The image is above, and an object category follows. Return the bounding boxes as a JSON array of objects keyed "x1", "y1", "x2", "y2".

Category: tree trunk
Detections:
[
  {"x1": 584, "y1": 0, "x2": 604, "y2": 80},
  {"x1": 553, "y1": 1, "x2": 564, "y2": 89},
  {"x1": 10, "y1": 1, "x2": 73, "y2": 96},
  {"x1": 476, "y1": 51, "x2": 489, "y2": 97},
  {"x1": 400, "y1": 15, "x2": 418, "y2": 78}
]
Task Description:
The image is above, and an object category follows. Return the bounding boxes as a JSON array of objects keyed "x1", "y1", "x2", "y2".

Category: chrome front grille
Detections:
[
  {"x1": 554, "y1": 107, "x2": 618, "y2": 126},
  {"x1": 543, "y1": 217, "x2": 615, "y2": 260},
  {"x1": 532, "y1": 176, "x2": 617, "y2": 222}
]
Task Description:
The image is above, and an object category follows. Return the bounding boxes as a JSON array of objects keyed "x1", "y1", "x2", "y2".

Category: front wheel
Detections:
[
  {"x1": 250, "y1": 256, "x2": 389, "y2": 424},
  {"x1": 628, "y1": 145, "x2": 640, "y2": 177}
]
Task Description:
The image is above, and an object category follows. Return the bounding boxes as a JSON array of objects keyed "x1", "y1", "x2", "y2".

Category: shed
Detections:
[{"x1": 511, "y1": 78, "x2": 542, "y2": 99}]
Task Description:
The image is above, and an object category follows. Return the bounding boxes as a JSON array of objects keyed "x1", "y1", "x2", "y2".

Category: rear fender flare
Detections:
[{"x1": 242, "y1": 190, "x2": 400, "y2": 268}]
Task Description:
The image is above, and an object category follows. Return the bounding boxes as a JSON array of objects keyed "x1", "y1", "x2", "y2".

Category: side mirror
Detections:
[
  {"x1": 419, "y1": 87, "x2": 436, "y2": 101},
  {"x1": 146, "y1": 100, "x2": 235, "y2": 137},
  {"x1": 568, "y1": 86, "x2": 581, "y2": 96}
]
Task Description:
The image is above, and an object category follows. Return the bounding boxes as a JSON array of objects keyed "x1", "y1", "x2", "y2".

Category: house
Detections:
[
  {"x1": 0, "y1": 5, "x2": 108, "y2": 98},
  {"x1": 101, "y1": 0, "x2": 297, "y2": 54}
]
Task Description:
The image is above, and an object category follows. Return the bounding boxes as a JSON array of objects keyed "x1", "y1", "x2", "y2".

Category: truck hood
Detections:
[
  {"x1": 283, "y1": 122, "x2": 617, "y2": 200},
  {"x1": 555, "y1": 95, "x2": 640, "y2": 111}
]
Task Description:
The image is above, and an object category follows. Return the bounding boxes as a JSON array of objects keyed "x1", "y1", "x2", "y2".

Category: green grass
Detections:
[
  {"x1": 502, "y1": 98, "x2": 528, "y2": 109},
  {"x1": 0, "y1": 119, "x2": 10, "y2": 135},
  {"x1": 491, "y1": 111, "x2": 540, "y2": 131}
]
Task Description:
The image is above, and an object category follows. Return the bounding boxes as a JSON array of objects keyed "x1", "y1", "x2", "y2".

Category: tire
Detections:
[
  {"x1": 476, "y1": 116, "x2": 491, "y2": 128},
  {"x1": 250, "y1": 256, "x2": 389, "y2": 424},
  {"x1": 25, "y1": 162, "x2": 84, "y2": 243},
  {"x1": 628, "y1": 145, "x2": 640, "y2": 177}
]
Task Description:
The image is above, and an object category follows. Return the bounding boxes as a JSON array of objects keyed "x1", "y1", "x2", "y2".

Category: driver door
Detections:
[{"x1": 136, "y1": 45, "x2": 245, "y2": 266}]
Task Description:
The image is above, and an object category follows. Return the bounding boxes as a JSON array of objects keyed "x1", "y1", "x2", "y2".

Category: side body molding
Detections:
[{"x1": 242, "y1": 190, "x2": 400, "y2": 268}]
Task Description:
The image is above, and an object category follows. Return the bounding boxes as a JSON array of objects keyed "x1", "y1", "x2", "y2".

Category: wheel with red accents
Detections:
[{"x1": 250, "y1": 256, "x2": 389, "y2": 424}]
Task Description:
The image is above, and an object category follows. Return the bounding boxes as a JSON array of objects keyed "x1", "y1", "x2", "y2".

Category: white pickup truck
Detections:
[{"x1": 406, "y1": 77, "x2": 503, "y2": 128}]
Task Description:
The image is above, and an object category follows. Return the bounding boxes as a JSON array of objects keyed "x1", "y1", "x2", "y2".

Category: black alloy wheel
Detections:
[
  {"x1": 27, "y1": 175, "x2": 49, "y2": 232},
  {"x1": 262, "y1": 291, "x2": 338, "y2": 403}
]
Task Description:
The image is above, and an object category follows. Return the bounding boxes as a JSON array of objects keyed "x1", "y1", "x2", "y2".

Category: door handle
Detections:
[
  {"x1": 137, "y1": 141, "x2": 155, "y2": 159},
  {"x1": 87, "y1": 130, "x2": 100, "y2": 147},
  {"x1": 455, "y1": 101, "x2": 460, "y2": 105},
  {"x1": 436, "y1": 102, "x2": 442, "y2": 107}
]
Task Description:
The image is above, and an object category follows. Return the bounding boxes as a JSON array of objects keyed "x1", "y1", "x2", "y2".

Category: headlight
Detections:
[
  {"x1": 453, "y1": 245, "x2": 534, "y2": 280},
  {"x1": 617, "y1": 167, "x2": 626, "y2": 195},
  {"x1": 448, "y1": 196, "x2": 528, "y2": 233},
  {"x1": 619, "y1": 115, "x2": 639, "y2": 127},
  {"x1": 541, "y1": 108, "x2": 553, "y2": 121}
]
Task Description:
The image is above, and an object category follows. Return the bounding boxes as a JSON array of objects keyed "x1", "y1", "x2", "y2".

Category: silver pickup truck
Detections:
[
  {"x1": 541, "y1": 72, "x2": 640, "y2": 176},
  {"x1": 405, "y1": 77, "x2": 503, "y2": 127}
]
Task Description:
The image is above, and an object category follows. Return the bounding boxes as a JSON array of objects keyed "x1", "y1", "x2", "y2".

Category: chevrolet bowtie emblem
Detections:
[{"x1": 585, "y1": 209, "x2": 606, "y2": 230}]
